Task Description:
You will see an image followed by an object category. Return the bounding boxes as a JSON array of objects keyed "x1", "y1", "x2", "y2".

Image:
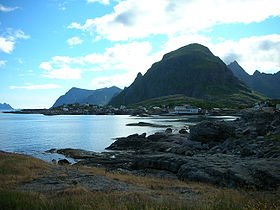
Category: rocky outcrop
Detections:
[
  {"x1": 189, "y1": 121, "x2": 236, "y2": 144},
  {"x1": 126, "y1": 122, "x2": 171, "y2": 128},
  {"x1": 49, "y1": 111, "x2": 280, "y2": 190}
]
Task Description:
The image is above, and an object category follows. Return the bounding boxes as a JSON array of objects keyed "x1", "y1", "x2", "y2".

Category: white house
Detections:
[{"x1": 172, "y1": 104, "x2": 200, "y2": 115}]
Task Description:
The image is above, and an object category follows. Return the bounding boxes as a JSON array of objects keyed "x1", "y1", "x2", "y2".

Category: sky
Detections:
[{"x1": 0, "y1": 0, "x2": 279, "y2": 108}]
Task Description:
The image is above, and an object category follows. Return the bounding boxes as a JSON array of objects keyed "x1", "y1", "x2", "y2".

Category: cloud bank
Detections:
[
  {"x1": 69, "y1": 0, "x2": 280, "y2": 41},
  {"x1": 67, "y1": 37, "x2": 83, "y2": 46},
  {"x1": 10, "y1": 84, "x2": 61, "y2": 90},
  {"x1": 0, "y1": 29, "x2": 29, "y2": 54}
]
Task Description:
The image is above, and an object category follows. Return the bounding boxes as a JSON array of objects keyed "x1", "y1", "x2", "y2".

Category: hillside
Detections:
[
  {"x1": 52, "y1": 86, "x2": 121, "y2": 107},
  {"x1": 228, "y1": 61, "x2": 280, "y2": 99},
  {"x1": 128, "y1": 94, "x2": 220, "y2": 109},
  {"x1": 0, "y1": 103, "x2": 13, "y2": 110},
  {"x1": 109, "y1": 43, "x2": 263, "y2": 107}
]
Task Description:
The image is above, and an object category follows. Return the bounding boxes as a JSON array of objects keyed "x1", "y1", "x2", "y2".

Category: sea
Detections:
[{"x1": 0, "y1": 112, "x2": 237, "y2": 162}]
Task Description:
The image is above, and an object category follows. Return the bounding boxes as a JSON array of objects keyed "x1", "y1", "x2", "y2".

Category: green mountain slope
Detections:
[{"x1": 110, "y1": 43, "x2": 264, "y2": 107}]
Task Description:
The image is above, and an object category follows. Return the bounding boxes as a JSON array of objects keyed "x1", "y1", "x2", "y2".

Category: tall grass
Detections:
[
  {"x1": 0, "y1": 151, "x2": 50, "y2": 187},
  {"x1": 0, "y1": 152, "x2": 279, "y2": 210}
]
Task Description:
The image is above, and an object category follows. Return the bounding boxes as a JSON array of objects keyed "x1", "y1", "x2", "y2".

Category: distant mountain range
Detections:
[
  {"x1": 0, "y1": 103, "x2": 13, "y2": 110},
  {"x1": 52, "y1": 86, "x2": 122, "y2": 107},
  {"x1": 228, "y1": 61, "x2": 280, "y2": 99},
  {"x1": 109, "y1": 43, "x2": 264, "y2": 107}
]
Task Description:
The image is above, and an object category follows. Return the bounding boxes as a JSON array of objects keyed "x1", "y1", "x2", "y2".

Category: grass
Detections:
[
  {"x1": 128, "y1": 94, "x2": 221, "y2": 109},
  {"x1": 0, "y1": 151, "x2": 280, "y2": 210},
  {"x1": 127, "y1": 90, "x2": 266, "y2": 110},
  {"x1": 0, "y1": 151, "x2": 50, "y2": 187},
  {"x1": 1, "y1": 186, "x2": 279, "y2": 210}
]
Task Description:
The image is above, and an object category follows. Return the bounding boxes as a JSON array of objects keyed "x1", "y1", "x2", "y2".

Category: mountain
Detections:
[
  {"x1": 52, "y1": 86, "x2": 122, "y2": 107},
  {"x1": 228, "y1": 61, "x2": 280, "y2": 99},
  {"x1": 109, "y1": 43, "x2": 263, "y2": 107},
  {"x1": 0, "y1": 103, "x2": 13, "y2": 110}
]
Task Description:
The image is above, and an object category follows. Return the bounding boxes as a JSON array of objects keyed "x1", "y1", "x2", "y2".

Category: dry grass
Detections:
[
  {"x1": 202, "y1": 188, "x2": 280, "y2": 210},
  {"x1": 0, "y1": 151, "x2": 50, "y2": 187},
  {"x1": 1, "y1": 187, "x2": 279, "y2": 210},
  {"x1": 79, "y1": 166, "x2": 215, "y2": 193},
  {"x1": 0, "y1": 151, "x2": 279, "y2": 209}
]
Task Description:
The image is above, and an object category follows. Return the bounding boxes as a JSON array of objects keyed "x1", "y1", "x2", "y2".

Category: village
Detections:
[{"x1": 41, "y1": 99, "x2": 280, "y2": 116}]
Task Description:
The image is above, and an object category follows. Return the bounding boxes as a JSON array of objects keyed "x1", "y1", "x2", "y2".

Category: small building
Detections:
[
  {"x1": 262, "y1": 106, "x2": 274, "y2": 112},
  {"x1": 276, "y1": 104, "x2": 280, "y2": 110},
  {"x1": 172, "y1": 104, "x2": 200, "y2": 115}
]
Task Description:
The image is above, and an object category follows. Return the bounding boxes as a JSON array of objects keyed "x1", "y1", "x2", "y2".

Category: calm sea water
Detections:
[{"x1": 0, "y1": 113, "x2": 237, "y2": 162}]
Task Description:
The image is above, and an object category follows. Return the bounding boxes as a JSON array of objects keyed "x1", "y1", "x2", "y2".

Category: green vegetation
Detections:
[
  {"x1": 215, "y1": 91, "x2": 267, "y2": 108},
  {"x1": 163, "y1": 43, "x2": 213, "y2": 61},
  {"x1": 110, "y1": 43, "x2": 265, "y2": 107},
  {"x1": 127, "y1": 92, "x2": 266, "y2": 109},
  {"x1": 128, "y1": 94, "x2": 221, "y2": 109}
]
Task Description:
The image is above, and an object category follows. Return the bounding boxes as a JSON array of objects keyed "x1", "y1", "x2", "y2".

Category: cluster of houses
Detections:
[
  {"x1": 47, "y1": 99, "x2": 280, "y2": 116},
  {"x1": 254, "y1": 101, "x2": 280, "y2": 112}
]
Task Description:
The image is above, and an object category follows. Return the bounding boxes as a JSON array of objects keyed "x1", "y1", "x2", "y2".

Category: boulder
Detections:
[
  {"x1": 165, "y1": 128, "x2": 172, "y2": 133},
  {"x1": 189, "y1": 121, "x2": 236, "y2": 143},
  {"x1": 179, "y1": 129, "x2": 189, "y2": 134},
  {"x1": 106, "y1": 133, "x2": 149, "y2": 150},
  {"x1": 58, "y1": 159, "x2": 71, "y2": 165}
]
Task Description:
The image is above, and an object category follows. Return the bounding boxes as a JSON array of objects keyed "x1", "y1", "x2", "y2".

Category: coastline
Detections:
[
  {"x1": 1, "y1": 109, "x2": 280, "y2": 209},
  {"x1": 45, "y1": 109, "x2": 280, "y2": 190}
]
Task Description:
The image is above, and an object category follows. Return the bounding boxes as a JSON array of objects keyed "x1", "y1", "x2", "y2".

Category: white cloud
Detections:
[
  {"x1": 9, "y1": 84, "x2": 61, "y2": 90},
  {"x1": 0, "y1": 37, "x2": 14, "y2": 53},
  {"x1": 69, "y1": 0, "x2": 280, "y2": 41},
  {"x1": 91, "y1": 72, "x2": 137, "y2": 89},
  {"x1": 42, "y1": 65, "x2": 83, "y2": 79},
  {"x1": 211, "y1": 34, "x2": 280, "y2": 74},
  {"x1": 10, "y1": 30, "x2": 30, "y2": 40},
  {"x1": 158, "y1": 33, "x2": 280, "y2": 74},
  {"x1": 39, "y1": 56, "x2": 86, "y2": 79},
  {"x1": 82, "y1": 41, "x2": 154, "y2": 74},
  {"x1": 39, "y1": 62, "x2": 53, "y2": 71},
  {"x1": 67, "y1": 36, "x2": 83, "y2": 46},
  {"x1": 39, "y1": 41, "x2": 155, "y2": 81},
  {"x1": 87, "y1": 0, "x2": 110, "y2": 5},
  {"x1": 0, "y1": 4, "x2": 19, "y2": 12},
  {"x1": 0, "y1": 29, "x2": 29, "y2": 54},
  {"x1": 0, "y1": 60, "x2": 7, "y2": 67},
  {"x1": 91, "y1": 33, "x2": 280, "y2": 87}
]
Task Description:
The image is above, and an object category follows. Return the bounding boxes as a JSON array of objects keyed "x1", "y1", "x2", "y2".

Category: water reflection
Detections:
[{"x1": 0, "y1": 113, "x2": 237, "y2": 161}]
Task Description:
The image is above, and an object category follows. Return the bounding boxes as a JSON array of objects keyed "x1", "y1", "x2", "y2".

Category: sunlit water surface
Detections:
[{"x1": 0, "y1": 113, "x2": 237, "y2": 162}]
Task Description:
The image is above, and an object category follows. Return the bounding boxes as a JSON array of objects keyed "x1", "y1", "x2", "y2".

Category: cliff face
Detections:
[
  {"x1": 228, "y1": 61, "x2": 280, "y2": 99},
  {"x1": 52, "y1": 86, "x2": 122, "y2": 107},
  {"x1": 110, "y1": 43, "x2": 259, "y2": 107}
]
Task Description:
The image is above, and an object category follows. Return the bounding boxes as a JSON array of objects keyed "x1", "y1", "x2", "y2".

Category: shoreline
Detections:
[
  {"x1": 45, "y1": 110, "x2": 280, "y2": 190},
  {"x1": 1, "y1": 109, "x2": 279, "y2": 209},
  {"x1": 1, "y1": 109, "x2": 279, "y2": 190}
]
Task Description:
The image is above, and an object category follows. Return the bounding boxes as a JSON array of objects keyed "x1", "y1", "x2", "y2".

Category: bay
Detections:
[{"x1": 0, "y1": 113, "x2": 237, "y2": 162}]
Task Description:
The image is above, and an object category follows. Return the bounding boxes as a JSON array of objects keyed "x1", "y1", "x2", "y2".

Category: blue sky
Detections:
[{"x1": 0, "y1": 0, "x2": 279, "y2": 108}]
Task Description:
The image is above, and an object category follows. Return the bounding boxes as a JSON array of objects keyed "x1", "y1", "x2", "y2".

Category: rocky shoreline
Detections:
[{"x1": 48, "y1": 110, "x2": 280, "y2": 190}]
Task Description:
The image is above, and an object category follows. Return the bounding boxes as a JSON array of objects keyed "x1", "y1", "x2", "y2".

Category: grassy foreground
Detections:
[{"x1": 0, "y1": 151, "x2": 279, "y2": 210}]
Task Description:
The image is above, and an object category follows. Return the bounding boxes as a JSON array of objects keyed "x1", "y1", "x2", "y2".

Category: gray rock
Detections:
[
  {"x1": 165, "y1": 128, "x2": 172, "y2": 133},
  {"x1": 189, "y1": 121, "x2": 236, "y2": 143},
  {"x1": 58, "y1": 159, "x2": 71, "y2": 165},
  {"x1": 179, "y1": 129, "x2": 189, "y2": 134}
]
